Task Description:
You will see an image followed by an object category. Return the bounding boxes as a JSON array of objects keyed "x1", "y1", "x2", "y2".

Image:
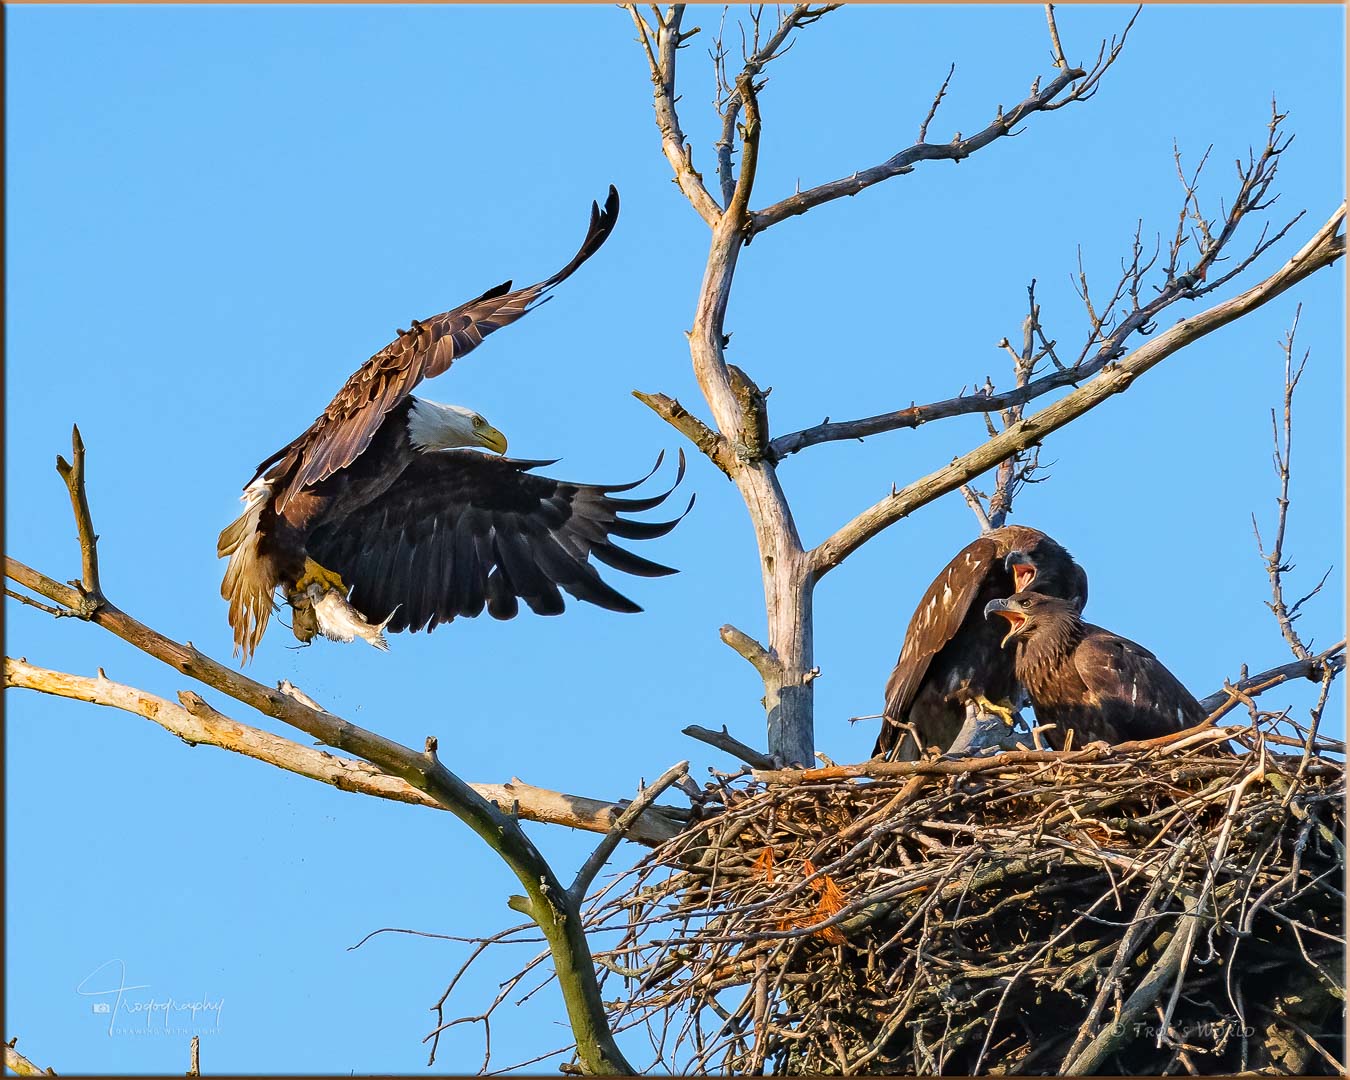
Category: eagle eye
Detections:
[{"x1": 472, "y1": 416, "x2": 485, "y2": 429}]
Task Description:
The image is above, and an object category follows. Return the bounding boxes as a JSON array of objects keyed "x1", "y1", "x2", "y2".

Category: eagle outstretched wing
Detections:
[
  {"x1": 305, "y1": 448, "x2": 690, "y2": 633},
  {"x1": 261, "y1": 186, "x2": 621, "y2": 503},
  {"x1": 881, "y1": 535, "x2": 1001, "y2": 721}
]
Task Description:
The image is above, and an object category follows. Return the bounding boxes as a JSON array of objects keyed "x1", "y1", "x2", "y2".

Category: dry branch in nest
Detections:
[{"x1": 585, "y1": 716, "x2": 1343, "y2": 1075}]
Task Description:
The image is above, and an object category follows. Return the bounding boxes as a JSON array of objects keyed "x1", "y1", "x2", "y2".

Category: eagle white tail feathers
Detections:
[{"x1": 218, "y1": 481, "x2": 277, "y2": 662}]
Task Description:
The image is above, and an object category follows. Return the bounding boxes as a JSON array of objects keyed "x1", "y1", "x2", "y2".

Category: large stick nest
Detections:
[{"x1": 590, "y1": 719, "x2": 1344, "y2": 1074}]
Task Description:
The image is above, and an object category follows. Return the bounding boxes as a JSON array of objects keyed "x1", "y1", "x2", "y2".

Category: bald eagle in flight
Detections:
[
  {"x1": 219, "y1": 187, "x2": 687, "y2": 660},
  {"x1": 984, "y1": 592, "x2": 1205, "y2": 745},
  {"x1": 873, "y1": 526, "x2": 1087, "y2": 761}
]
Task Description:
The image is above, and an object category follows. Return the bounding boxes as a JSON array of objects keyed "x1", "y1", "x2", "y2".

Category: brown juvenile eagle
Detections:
[
  {"x1": 984, "y1": 592, "x2": 1205, "y2": 745},
  {"x1": 219, "y1": 187, "x2": 687, "y2": 660},
  {"x1": 873, "y1": 526, "x2": 1087, "y2": 761}
]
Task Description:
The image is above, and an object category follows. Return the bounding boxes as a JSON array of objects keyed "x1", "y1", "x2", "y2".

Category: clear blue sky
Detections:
[{"x1": 6, "y1": 4, "x2": 1344, "y2": 1074}]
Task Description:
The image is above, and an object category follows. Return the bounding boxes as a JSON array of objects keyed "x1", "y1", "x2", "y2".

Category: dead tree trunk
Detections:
[{"x1": 630, "y1": 3, "x2": 1343, "y2": 772}]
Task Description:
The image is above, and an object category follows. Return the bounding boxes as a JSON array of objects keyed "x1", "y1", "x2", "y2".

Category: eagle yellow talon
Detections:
[
  {"x1": 972, "y1": 694, "x2": 1018, "y2": 727},
  {"x1": 295, "y1": 558, "x2": 348, "y2": 596}
]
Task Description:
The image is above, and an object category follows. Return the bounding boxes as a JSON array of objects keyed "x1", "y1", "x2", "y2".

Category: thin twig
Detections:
[
  {"x1": 570, "y1": 761, "x2": 690, "y2": 903},
  {"x1": 810, "y1": 205, "x2": 1345, "y2": 576}
]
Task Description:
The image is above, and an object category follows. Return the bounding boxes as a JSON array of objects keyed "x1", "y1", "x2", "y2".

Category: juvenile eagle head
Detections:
[
  {"x1": 984, "y1": 592, "x2": 1079, "y2": 649},
  {"x1": 1003, "y1": 537, "x2": 1088, "y2": 609}
]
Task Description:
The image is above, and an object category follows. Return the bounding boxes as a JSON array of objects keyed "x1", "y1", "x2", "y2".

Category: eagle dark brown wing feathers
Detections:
[
  {"x1": 874, "y1": 526, "x2": 1088, "y2": 760},
  {"x1": 305, "y1": 448, "x2": 690, "y2": 634},
  {"x1": 1071, "y1": 629, "x2": 1207, "y2": 742},
  {"x1": 268, "y1": 186, "x2": 620, "y2": 503},
  {"x1": 985, "y1": 592, "x2": 1205, "y2": 747},
  {"x1": 881, "y1": 535, "x2": 1000, "y2": 723}
]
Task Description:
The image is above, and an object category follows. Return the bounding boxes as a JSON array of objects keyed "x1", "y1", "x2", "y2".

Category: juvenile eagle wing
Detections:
[
  {"x1": 881, "y1": 535, "x2": 1002, "y2": 723},
  {"x1": 1072, "y1": 627, "x2": 1206, "y2": 742}
]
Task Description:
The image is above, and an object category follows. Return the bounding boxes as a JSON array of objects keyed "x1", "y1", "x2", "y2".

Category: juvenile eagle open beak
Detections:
[
  {"x1": 1005, "y1": 550, "x2": 1036, "y2": 593},
  {"x1": 476, "y1": 425, "x2": 509, "y2": 455},
  {"x1": 984, "y1": 597, "x2": 1029, "y2": 649}
]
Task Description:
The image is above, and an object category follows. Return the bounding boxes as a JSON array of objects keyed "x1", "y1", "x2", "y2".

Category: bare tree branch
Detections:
[
  {"x1": 772, "y1": 110, "x2": 1303, "y2": 462},
  {"x1": 746, "y1": 8, "x2": 1141, "y2": 238},
  {"x1": 631, "y1": 390, "x2": 736, "y2": 476},
  {"x1": 718, "y1": 622, "x2": 779, "y2": 680},
  {"x1": 569, "y1": 760, "x2": 689, "y2": 903},
  {"x1": 726, "y1": 71, "x2": 762, "y2": 225},
  {"x1": 1044, "y1": 4, "x2": 1068, "y2": 70},
  {"x1": 635, "y1": 7, "x2": 818, "y2": 764},
  {"x1": 1196, "y1": 640, "x2": 1345, "y2": 716},
  {"x1": 712, "y1": 5, "x2": 841, "y2": 209},
  {"x1": 3, "y1": 657, "x2": 687, "y2": 845},
  {"x1": 5, "y1": 587, "x2": 73, "y2": 619},
  {"x1": 3, "y1": 1041, "x2": 54, "y2": 1078},
  {"x1": 810, "y1": 204, "x2": 1345, "y2": 577},
  {"x1": 682, "y1": 723, "x2": 777, "y2": 769},
  {"x1": 917, "y1": 63, "x2": 956, "y2": 144},
  {"x1": 747, "y1": 60, "x2": 1086, "y2": 236},
  {"x1": 958, "y1": 483, "x2": 994, "y2": 533},
  {"x1": 978, "y1": 282, "x2": 1054, "y2": 527},
  {"x1": 54, "y1": 423, "x2": 103, "y2": 604},
  {"x1": 1253, "y1": 306, "x2": 1329, "y2": 661},
  {"x1": 627, "y1": 4, "x2": 722, "y2": 226},
  {"x1": 5, "y1": 429, "x2": 636, "y2": 1076}
]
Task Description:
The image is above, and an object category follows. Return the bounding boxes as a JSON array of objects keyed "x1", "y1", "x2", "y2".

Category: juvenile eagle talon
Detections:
[{"x1": 972, "y1": 694, "x2": 1018, "y2": 728}]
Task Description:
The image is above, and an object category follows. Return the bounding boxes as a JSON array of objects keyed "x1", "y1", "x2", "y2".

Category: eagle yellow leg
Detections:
[
  {"x1": 295, "y1": 558, "x2": 348, "y2": 596},
  {"x1": 972, "y1": 694, "x2": 1018, "y2": 727}
]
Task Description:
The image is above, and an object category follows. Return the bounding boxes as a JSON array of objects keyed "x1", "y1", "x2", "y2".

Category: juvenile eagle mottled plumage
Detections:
[
  {"x1": 984, "y1": 592, "x2": 1205, "y2": 745},
  {"x1": 218, "y1": 187, "x2": 689, "y2": 661},
  {"x1": 873, "y1": 526, "x2": 1087, "y2": 761}
]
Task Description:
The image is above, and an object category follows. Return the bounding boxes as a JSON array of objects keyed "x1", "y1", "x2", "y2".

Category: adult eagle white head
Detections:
[{"x1": 219, "y1": 187, "x2": 690, "y2": 660}]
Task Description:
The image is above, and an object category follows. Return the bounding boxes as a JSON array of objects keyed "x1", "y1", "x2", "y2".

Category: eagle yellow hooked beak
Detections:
[{"x1": 476, "y1": 424, "x2": 509, "y2": 455}]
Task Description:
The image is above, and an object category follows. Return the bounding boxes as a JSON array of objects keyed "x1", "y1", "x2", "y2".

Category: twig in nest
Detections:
[{"x1": 549, "y1": 723, "x2": 1344, "y2": 1075}]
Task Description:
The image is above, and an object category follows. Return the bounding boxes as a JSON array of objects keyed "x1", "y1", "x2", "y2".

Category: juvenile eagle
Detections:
[
  {"x1": 873, "y1": 526, "x2": 1087, "y2": 761},
  {"x1": 219, "y1": 187, "x2": 687, "y2": 660},
  {"x1": 984, "y1": 592, "x2": 1205, "y2": 745}
]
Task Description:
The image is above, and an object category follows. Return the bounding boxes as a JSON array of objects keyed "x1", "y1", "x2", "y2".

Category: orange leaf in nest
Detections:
[
  {"x1": 752, "y1": 846, "x2": 776, "y2": 884},
  {"x1": 801, "y1": 860, "x2": 849, "y2": 944},
  {"x1": 814, "y1": 874, "x2": 847, "y2": 914}
]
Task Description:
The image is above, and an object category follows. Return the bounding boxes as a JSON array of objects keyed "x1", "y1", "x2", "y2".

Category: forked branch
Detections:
[
  {"x1": 773, "y1": 106, "x2": 1305, "y2": 462},
  {"x1": 569, "y1": 760, "x2": 689, "y2": 903},
  {"x1": 811, "y1": 204, "x2": 1345, "y2": 577},
  {"x1": 1196, "y1": 640, "x2": 1346, "y2": 716},
  {"x1": 5, "y1": 429, "x2": 637, "y2": 1076},
  {"x1": 1254, "y1": 306, "x2": 1329, "y2": 662},
  {"x1": 628, "y1": 5, "x2": 722, "y2": 226},
  {"x1": 712, "y1": 4, "x2": 841, "y2": 209},
  {"x1": 960, "y1": 282, "x2": 1053, "y2": 529},
  {"x1": 747, "y1": 7, "x2": 1139, "y2": 237},
  {"x1": 54, "y1": 424, "x2": 103, "y2": 611},
  {"x1": 3, "y1": 657, "x2": 687, "y2": 844}
]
